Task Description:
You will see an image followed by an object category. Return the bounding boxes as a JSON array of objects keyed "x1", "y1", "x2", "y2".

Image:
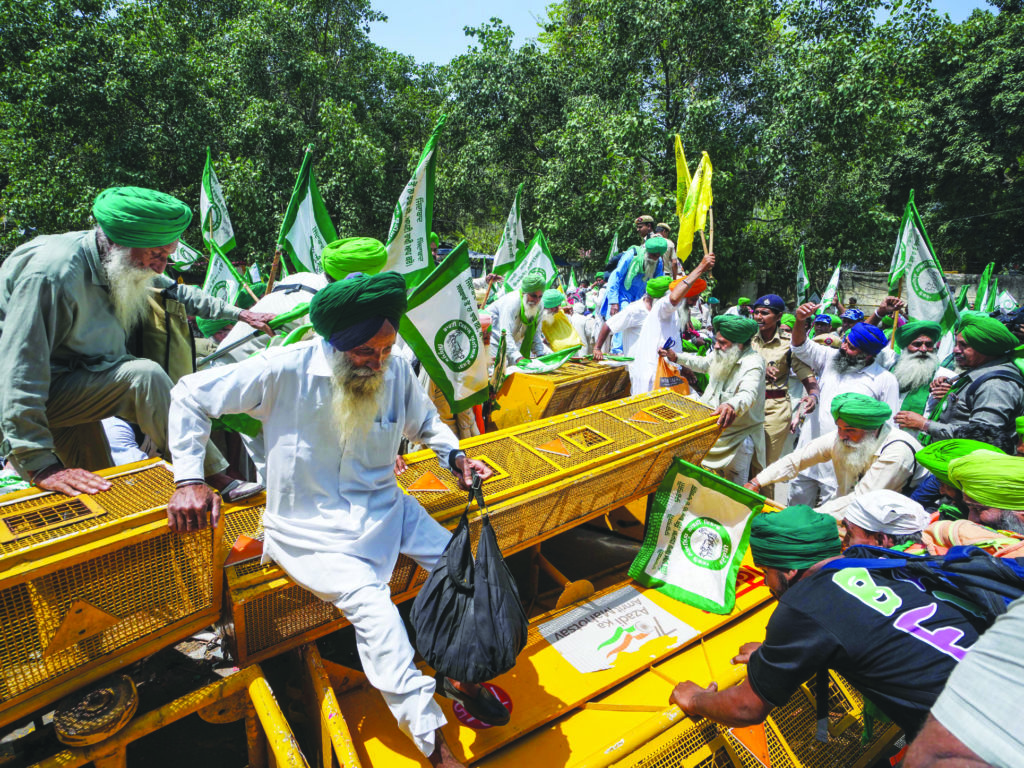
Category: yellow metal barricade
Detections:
[
  {"x1": 223, "y1": 390, "x2": 722, "y2": 666},
  {"x1": 0, "y1": 460, "x2": 225, "y2": 729},
  {"x1": 491, "y1": 360, "x2": 631, "y2": 430}
]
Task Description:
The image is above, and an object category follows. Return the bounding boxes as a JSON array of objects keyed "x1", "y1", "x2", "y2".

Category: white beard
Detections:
[
  {"x1": 892, "y1": 351, "x2": 939, "y2": 393},
  {"x1": 833, "y1": 427, "x2": 887, "y2": 478},
  {"x1": 330, "y1": 353, "x2": 388, "y2": 443},
  {"x1": 521, "y1": 297, "x2": 541, "y2": 322},
  {"x1": 708, "y1": 345, "x2": 744, "y2": 384},
  {"x1": 104, "y1": 245, "x2": 157, "y2": 331}
]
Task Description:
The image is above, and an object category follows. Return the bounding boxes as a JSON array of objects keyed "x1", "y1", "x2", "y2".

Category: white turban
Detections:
[{"x1": 844, "y1": 490, "x2": 930, "y2": 535}]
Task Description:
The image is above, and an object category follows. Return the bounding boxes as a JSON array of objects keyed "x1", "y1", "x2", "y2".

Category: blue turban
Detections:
[
  {"x1": 841, "y1": 308, "x2": 865, "y2": 321},
  {"x1": 813, "y1": 314, "x2": 832, "y2": 325},
  {"x1": 754, "y1": 294, "x2": 786, "y2": 313},
  {"x1": 708, "y1": 297, "x2": 720, "y2": 305},
  {"x1": 846, "y1": 322, "x2": 887, "y2": 356}
]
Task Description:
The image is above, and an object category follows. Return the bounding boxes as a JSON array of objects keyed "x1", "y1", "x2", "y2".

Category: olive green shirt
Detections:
[{"x1": 0, "y1": 230, "x2": 242, "y2": 472}]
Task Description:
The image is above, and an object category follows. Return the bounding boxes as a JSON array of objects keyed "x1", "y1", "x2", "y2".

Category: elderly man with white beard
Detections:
[
  {"x1": 786, "y1": 302, "x2": 901, "y2": 507},
  {"x1": 485, "y1": 268, "x2": 547, "y2": 364},
  {"x1": 745, "y1": 394, "x2": 927, "y2": 520},
  {"x1": 668, "y1": 313, "x2": 766, "y2": 484},
  {"x1": 0, "y1": 186, "x2": 274, "y2": 497},
  {"x1": 166, "y1": 272, "x2": 502, "y2": 768}
]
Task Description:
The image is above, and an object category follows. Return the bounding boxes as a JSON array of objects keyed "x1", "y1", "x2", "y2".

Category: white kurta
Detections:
[
  {"x1": 486, "y1": 290, "x2": 545, "y2": 364},
  {"x1": 676, "y1": 346, "x2": 767, "y2": 473},
  {"x1": 754, "y1": 427, "x2": 927, "y2": 520},
  {"x1": 790, "y1": 339, "x2": 901, "y2": 503},
  {"x1": 605, "y1": 299, "x2": 650, "y2": 363},
  {"x1": 169, "y1": 340, "x2": 460, "y2": 756},
  {"x1": 629, "y1": 296, "x2": 680, "y2": 395}
]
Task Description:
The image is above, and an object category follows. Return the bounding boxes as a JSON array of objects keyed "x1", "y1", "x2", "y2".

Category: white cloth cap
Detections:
[{"x1": 844, "y1": 489, "x2": 930, "y2": 534}]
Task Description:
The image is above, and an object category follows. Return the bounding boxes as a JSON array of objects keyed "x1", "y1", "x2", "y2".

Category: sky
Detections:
[{"x1": 366, "y1": 0, "x2": 993, "y2": 65}]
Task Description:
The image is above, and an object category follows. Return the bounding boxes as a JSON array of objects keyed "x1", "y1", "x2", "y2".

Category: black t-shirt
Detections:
[{"x1": 747, "y1": 564, "x2": 987, "y2": 736}]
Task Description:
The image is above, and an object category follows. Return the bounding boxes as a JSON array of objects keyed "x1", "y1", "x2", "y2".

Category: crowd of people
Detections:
[{"x1": 1, "y1": 191, "x2": 1024, "y2": 766}]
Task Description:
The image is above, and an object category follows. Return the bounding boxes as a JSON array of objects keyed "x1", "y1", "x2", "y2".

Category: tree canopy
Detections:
[{"x1": 1, "y1": 0, "x2": 1021, "y2": 295}]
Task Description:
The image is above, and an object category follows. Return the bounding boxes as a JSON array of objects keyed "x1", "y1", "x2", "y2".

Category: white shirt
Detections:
[
  {"x1": 755, "y1": 427, "x2": 928, "y2": 520},
  {"x1": 486, "y1": 290, "x2": 545, "y2": 364},
  {"x1": 791, "y1": 339, "x2": 901, "y2": 483},
  {"x1": 605, "y1": 298, "x2": 650, "y2": 360},
  {"x1": 169, "y1": 340, "x2": 459, "y2": 577},
  {"x1": 569, "y1": 308, "x2": 593, "y2": 356},
  {"x1": 629, "y1": 296, "x2": 680, "y2": 395}
]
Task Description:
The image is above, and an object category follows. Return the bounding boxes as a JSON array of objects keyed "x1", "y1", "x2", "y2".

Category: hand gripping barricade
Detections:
[
  {"x1": 410, "y1": 472, "x2": 528, "y2": 683},
  {"x1": 0, "y1": 460, "x2": 222, "y2": 730},
  {"x1": 221, "y1": 388, "x2": 723, "y2": 666}
]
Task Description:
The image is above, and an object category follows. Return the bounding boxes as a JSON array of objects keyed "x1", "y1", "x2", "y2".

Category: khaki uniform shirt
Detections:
[
  {"x1": 0, "y1": 230, "x2": 241, "y2": 472},
  {"x1": 750, "y1": 328, "x2": 813, "y2": 396}
]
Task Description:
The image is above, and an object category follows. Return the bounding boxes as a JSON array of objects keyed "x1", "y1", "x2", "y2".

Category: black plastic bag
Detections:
[{"x1": 410, "y1": 486, "x2": 528, "y2": 683}]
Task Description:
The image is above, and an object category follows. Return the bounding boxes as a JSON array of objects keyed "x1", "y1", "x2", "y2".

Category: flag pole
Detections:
[
  {"x1": 265, "y1": 246, "x2": 283, "y2": 295},
  {"x1": 479, "y1": 279, "x2": 495, "y2": 310},
  {"x1": 888, "y1": 277, "x2": 903, "y2": 349},
  {"x1": 708, "y1": 208, "x2": 714, "y2": 254}
]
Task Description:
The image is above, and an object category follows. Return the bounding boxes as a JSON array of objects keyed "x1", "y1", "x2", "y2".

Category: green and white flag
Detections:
[
  {"x1": 202, "y1": 242, "x2": 245, "y2": 306},
  {"x1": 399, "y1": 241, "x2": 489, "y2": 413},
  {"x1": 796, "y1": 245, "x2": 809, "y2": 305},
  {"x1": 200, "y1": 147, "x2": 236, "y2": 254},
  {"x1": 277, "y1": 145, "x2": 338, "y2": 274},
  {"x1": 568, "y1": 267, "x2": 578, "y2": 293},
  {"x1": 493, "y1": 182, "x2": 526, "y2": 279},
  {"x1": 629, "y1": 459, "x2": 758, "y2": 614},
  {"x1": 385, "y1": 115, "x2": 447, "y2": 290},
  {"x1": 975, "y1": 262, "x2": 995, "y2": 311},
  {"x1": 606, "y1": 232, "x2": 619, "y2": 267},
  {"x1": 955, "y1": 284, "x2": 970, "y2": 312},
  {"x1": 514, "y1": 345, "x2": 581, "y2": 374},
  {"x1": 818, "y1": 260, "x2": 842, "y2": 310},
  {"x1": 889, "y1": 191, "x2": 959, "y2": 353},
  {"x1": 996, "y1": 288, "x2": 1017, "y2": 313},
  {"x1": 505, "y1": 230, "x2": 559, "y2": 293},
  {"x1": 170, "y1": 240, "x2": 203, "y2": 272},
  {"x1": 247, "y1": 263, "x2": 261, "y2": 283}
]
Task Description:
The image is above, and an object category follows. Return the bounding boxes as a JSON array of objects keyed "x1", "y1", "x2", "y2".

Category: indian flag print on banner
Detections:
[
  {"x1": 629, "y1": 459, "x2": 760, "y2": 614},
  {"x1": 398, "y1": 241, "x2": 489, "y2": 412}
]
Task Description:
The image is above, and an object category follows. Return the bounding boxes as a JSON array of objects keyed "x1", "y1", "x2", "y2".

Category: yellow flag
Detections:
[
  {"x1": 674, "y1": 135, "x2": 691, "y2": 220},
  {"x1": 677, "y1": 151, "x2": 713, "y2": 262}
]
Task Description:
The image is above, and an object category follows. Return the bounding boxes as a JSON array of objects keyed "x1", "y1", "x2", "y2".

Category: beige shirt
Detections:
[
  {"x1": 754, "y1": 427, "x2": 927, "y2": 520},
  {"x1": 677, "y1": 345, "x2": 766, "y2": 470},
  {"x1": 749, "y1": 328, "x2": 813, "y2": 396}
]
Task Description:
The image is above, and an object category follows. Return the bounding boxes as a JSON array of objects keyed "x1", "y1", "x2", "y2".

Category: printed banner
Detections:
[
  {"x1": 202, "y1": 241, "x2": 244, "y2": 306},
  {"x1": 515, "y1": 344, "x2": 581, "y2": 374},
  {"x1": 537, "y1": 585, "x2": 695, "y2": 674},
  {"x1": 170, "y1": 239, "x2": 203, "y2": 272},
  {"x1": 629, "y1": 459, "x2": 761, "y2": 614},
  {"x1": 385, "y1": 115, "x2": 446, "y2": 290},
  {"x1": 399, "y1": 241, "x2": 489, "y2": 412}
]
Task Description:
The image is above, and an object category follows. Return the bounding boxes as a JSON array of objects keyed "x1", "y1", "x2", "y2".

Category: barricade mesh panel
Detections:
[
  {"x1": 0, "y1": 527, "x2": 211, "y2": 703},
  {"x1": 0, "y1": 465, "x2": 175, "y2": 556}
]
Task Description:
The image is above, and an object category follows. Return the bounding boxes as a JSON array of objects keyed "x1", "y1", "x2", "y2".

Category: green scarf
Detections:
[
  {"x1": 622, "y1": 246, "x2": 649, "y2": 291},
  {"x1": 518, "y1": 296, "x2": 540, "y2": 359}
]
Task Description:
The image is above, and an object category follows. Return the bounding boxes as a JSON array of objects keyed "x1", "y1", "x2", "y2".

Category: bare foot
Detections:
[{"x1": 427, "y1": 732, "x2": 465, "y2": 767}]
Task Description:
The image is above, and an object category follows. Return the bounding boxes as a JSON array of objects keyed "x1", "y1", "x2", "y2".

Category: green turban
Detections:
[
  {"x1": 429, "y1": 232, "x2": 439, "y2": 248},
  {"x1": 646, "y1": 276, "x2": 671, "y2": 299},
  {"x1": 520, "y1": 269, "x2": 547, "y2": 293},
  {"x1": 692, "y1": 318, "x2": 703, "y2": 330},
  {"x1": 916, "y1": 439, "x2": 1004, "y2": 486},
  {"x1": 309, "y1": 271, "x2": 407, "y2": 348},
  {"x1": 1017, "y1": 416, "x2": 1024, "y2": 437},
  {"x1": 829, "y1": 315, "x2": 841, "y2": 329},
  {"x1": 780, "y1": 313, "x2": 796, "y2": 328},
  {"x1": 737, "y1": 297, "x2": 751, "y2": 307},
  {"x1": 542, "y1": 289, "x2": 565, "y2": 308},
  {"x1": 955, "y1": 311, "x2": 988, "y2": 332},
  {"x1": 830, "y1": 392, "x2": 892, "y2": 430},
  {"x1": 92, "y1": 186, "x2": 192, "y2": 247},
  {"x1": 749, "y1": 506, "x2": 842, "y2": 570},
  {"x1": 947, "y1": 451, "x2": 1024, "y2": 510},
  {"x1": 712, "y1": 315, "x2": 758, "y2": 344},
  {"x1": 644, "y1": 236, "x2": 668, "y2": 255},
  {"x1": 322, "y1": 237, "x2": 387, "y2": 281},
  {"x1": 958, "y1": 316, "x2": 1019, "y2": 357},
  {"x1": 895, "y1": 320, "x2": 942, "y2": 348}
]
